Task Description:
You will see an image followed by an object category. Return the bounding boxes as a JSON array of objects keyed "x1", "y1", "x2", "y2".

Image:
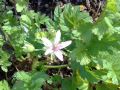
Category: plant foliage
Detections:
[{"x1": 0, "y1": 0, "x2": 120, "y2": 90}]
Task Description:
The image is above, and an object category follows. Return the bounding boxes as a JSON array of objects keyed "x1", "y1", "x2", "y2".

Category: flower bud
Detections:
[
  {"x1": 35, "y1": 32, "x2": 46, "y2": 39},
  {"x1": 22, "y1": 42, "x2": 35, "y2": 53}
]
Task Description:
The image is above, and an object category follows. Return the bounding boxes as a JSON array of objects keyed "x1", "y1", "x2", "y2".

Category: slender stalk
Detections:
[
  {"x1": 44, "y1": 64, "x2": 68, "y2": 69},
  {"x1": 34, "y1": 49, "x2": 42, "y2": 51}
]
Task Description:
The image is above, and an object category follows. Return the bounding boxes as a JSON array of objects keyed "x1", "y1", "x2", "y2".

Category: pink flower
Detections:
[{"x1": 42, "y1": 30, "x2": 72, "y2": 61}]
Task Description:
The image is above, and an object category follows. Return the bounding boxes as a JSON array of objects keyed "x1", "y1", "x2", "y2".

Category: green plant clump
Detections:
[{"x1": 0, "y1": 0, "x2": 120, "y2": 90}]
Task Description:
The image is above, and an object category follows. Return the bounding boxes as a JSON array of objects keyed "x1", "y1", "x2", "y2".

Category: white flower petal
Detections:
[
  {"x1": 58, "y1": 40, "x2": 72, "y2": 49},
  {"x1": 54, "y1": 50, "x2": 63, "y2": 61},
  {"x1": 54, "y1": 30, "x2": 61, "y2": 44},
  {"x1": 41, "y1": 37, "x2": 52, "y2": 47},
  {"x1": 45, "y1": 49, "x2": 53, "y2": 55}
]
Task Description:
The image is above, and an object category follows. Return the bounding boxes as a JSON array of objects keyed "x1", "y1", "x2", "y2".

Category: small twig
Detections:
[
  {"x1": 44, "y1": 64, "x2": 68, "y2": 69},
  {"x1": 86, "y1": 0, "x2": 90, "y2": 8},
  {"x1": 95, "y1": 1, "x2": 102, "y2": 17},
  {"x1": 13, "y1": 63, "x2": 19, "y2": 72}
]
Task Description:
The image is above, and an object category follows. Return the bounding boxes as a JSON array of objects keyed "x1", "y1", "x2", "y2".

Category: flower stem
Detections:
[
  {"x1": 44, "y1": 64, "x2": 68, "y2": 69},
  {"x1": 34, "y1": 49, "x2": 42, "y2": 51}
]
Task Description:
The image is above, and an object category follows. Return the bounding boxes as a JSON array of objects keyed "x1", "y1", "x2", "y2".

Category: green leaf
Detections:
[
  {"x1": 52, "y1": 75, "x2": 61, "y2": 85},
  {"x1": 54, "y1": 5, "x2": 62, "y2": 25},
  {"x1": 16, "y1": 0, "x2": 28, "y2": 12},
  {"x1": 96, "y1": 83, "x2": 118, "y2": 90},
  {"x1": 33, "y1": 12, "x2": 49, "y2": 26},
  {"x1": 0, "y1": 80, "x2": 10, "y2": 90},
  {"x1": 30, "y1": 72, "x2": 49, "y2": 90},
  {"x1": 22, "y1": 41, "x2": 35, "y2": 53},
  {"x1": 62, "y1": 78, "x2": 76, "y2": 90},
  {"x1": 92, "y1": 19, "x2": 109, "y2": 40},
  {"x1": 14, "y1": 71, "x2": 31, "y2": 83},
  {"x1": 60, "y1": 4, "x2": 92, "y2": 30},
  {"x1": 16, "y1": 3, "x2": 24, "y2": 12},
  {"x1": 73, "y1": 70, "x2": 89, "y2": 90},
  {"x1": 106, "y1": 0, "x2": 117, "y2": 12},
  {"x1": 71, "y1": 42, "x2": 91, "y2": 65},
  {"x1": 21, "y1": 15, "x2": 31, "y2": 25},
  {"x1": 77, "y1": 82, "x2": 89, "y2": 90},
  {"x1": 78, "y1": 66, "x2": 107, "y2": 83},
  {"x1": 0, "y1": 50, "x2": 11, "y2": 72},
  {"x1": 1, "y1": 66, "x2": 8, "y2": 72},
  {"x1": 116, "y1": 0, "x2": 120, "y2": 12},
  {"x1": 104, "y1": 17, "x2": 113, "y2": 29},
  {"x1": 62, "y1": 69, "x2": 89, "y2": 90},
  {"x1": 12, "y1": 81, "x2": 28, "y2": 90},
  {"x1": 13, "y1": 72, "x2": 48, "y2": 90},
  {"x1": 94, "y1": 49, "x2": 120, "y2": 85}
]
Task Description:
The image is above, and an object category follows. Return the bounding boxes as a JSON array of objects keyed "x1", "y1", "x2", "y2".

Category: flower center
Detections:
[{"x1": 52, "y1": 44, "x2": 61, "y2": 51}]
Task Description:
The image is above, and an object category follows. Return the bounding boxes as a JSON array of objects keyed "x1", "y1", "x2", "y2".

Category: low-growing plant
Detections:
[{"x1": 0, "y1": 0, "x2": 120, "y2": 90}]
